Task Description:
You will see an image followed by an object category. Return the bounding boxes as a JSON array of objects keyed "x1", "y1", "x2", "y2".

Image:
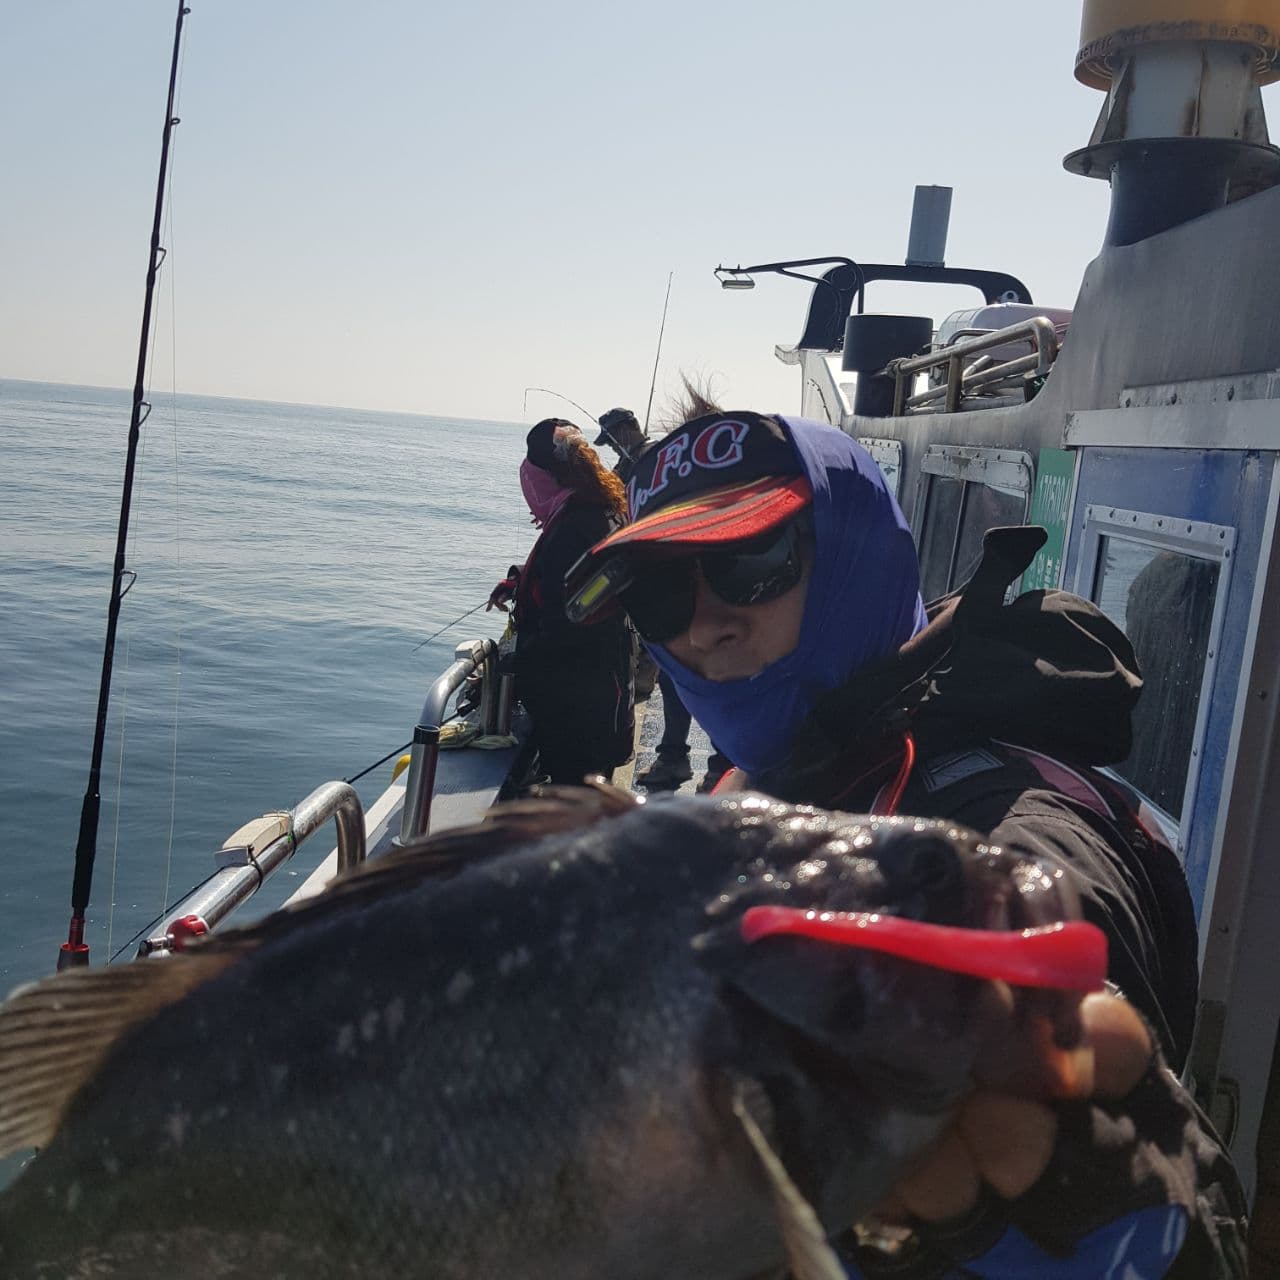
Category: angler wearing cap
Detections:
[
  {"x1": 593, "y1": 406, "x2": 648, "y2": 484},
  {"x1": 596, "y1": 405, "x2": 733, "y2": 793},
  {"x1": 489, "y1": 418, "x2": 634, "y2": 786},
  {"x1": 567, "y1": 408, "x2": 1246, "y2": 1277}
]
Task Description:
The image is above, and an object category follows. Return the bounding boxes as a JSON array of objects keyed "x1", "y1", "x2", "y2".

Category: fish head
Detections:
[{"x1": 691, "y1": 794, "x2": 1086, "y2": 1235}]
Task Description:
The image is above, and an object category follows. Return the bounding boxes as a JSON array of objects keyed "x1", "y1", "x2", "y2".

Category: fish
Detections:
[{"x1": 0, "y1": 786, "x2": 1093, "y2": 1279}]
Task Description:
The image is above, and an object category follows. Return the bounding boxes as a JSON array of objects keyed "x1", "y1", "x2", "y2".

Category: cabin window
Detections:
[
  {"x1": 915, "y1": 447, "x2": 1033, "y2": 601},
  {"x1": 1078, "y1": 507, "x2": 1235, "y2": 835}
]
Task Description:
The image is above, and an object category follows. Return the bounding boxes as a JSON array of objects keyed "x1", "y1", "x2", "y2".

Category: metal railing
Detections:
[
  {"x1": 397, "y1": 637, "x2": 502, "y2": 848},
  {"x1": 888, "y1": 317, "x2": 1061, "y2": 415},
  {"x1": 139, "y1": 780, "x2": 367, "y2": 956}
]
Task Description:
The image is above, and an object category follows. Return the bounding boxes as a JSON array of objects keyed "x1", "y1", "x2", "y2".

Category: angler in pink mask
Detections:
[{"x1": 487, "y1": 419, "x2": 634, "y2": 785}]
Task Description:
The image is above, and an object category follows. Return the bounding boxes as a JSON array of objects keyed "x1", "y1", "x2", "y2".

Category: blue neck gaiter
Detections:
[{"x1": 648, "y1": 417, "x2": 926, "y2": 775}]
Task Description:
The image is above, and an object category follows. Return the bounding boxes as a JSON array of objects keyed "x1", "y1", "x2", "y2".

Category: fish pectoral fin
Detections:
[
  {"x1": 0, "y1": 949, "x2": 240, "y2": 1158},
  {"x1": 731, "y1": 1077, "x2": 848, "y2": 1280}
]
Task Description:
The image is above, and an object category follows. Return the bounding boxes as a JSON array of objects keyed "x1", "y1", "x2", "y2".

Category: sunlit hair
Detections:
[
  {"x1": 657, "y1": 374, "x2": 725, "y2": 433},
  {"x1": 540, "y1": 423, "x2": 628, "y2": 519}
]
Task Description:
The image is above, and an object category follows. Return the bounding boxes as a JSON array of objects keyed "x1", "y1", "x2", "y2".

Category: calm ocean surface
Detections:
[{"x1": 0, "y1": 379, "x2": 536, "y2": 995}]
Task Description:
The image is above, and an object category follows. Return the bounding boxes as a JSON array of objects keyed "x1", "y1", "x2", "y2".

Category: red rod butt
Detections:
[{"x1": 57, "y1": 915, "x2": 90, "y2": 970}]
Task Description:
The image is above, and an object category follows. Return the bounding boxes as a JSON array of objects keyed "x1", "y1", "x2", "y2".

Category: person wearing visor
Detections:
[
  {"x1": 490, "y1": 418, "x2": 633, "y2": 787},
  {"x1": 566, "y1": 409, "x2": 1245, "y2": 1278}
]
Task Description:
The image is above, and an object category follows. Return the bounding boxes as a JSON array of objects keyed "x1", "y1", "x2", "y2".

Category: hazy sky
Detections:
[{"x1": 6, "y1": 2, "x2": 1274, "y2": 424}]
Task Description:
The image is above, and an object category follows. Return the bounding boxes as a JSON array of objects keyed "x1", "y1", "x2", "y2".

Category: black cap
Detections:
[
  {"x1": 594, "y1": 407, "x2": 642, "y2": 448},
  {"x1": 527, "y1": 418, "x2": 579, "y2": 469}
]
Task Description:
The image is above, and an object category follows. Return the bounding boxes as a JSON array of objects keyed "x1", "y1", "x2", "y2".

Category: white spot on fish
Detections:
[
  {"x1": 66, "y1": 1181, "x2": 81, "y2": 1212},
  {"x1": 446, "y1": 970, "x2": 474, "y2": 1004},
  {"x1": 285, "y1": 1118, "x2": 299, "y2": 1137},
  {"x1": 271, "y1": 1063, "x2": 290, "y2": 1092},
  {"x1": 101, "y1": 1154, "x2": 120, "y2": 1177},
  {"x1": 795, "y1": 859, "x2": 828, "y2": 881},
  {"x1": 360, "y1": 1010, "x2": 380, "y2": 1042},
  {"x1": 497, "y1": 945, "x2": 532, "y2": 977},
  {"x1": 164, "y1": 1107, "x2": 191, "y2": 1147},
  {"x1": 384, "y1": 997, "x2": 406, "y2": 1039},
  {"x1": 335, "y1": 1023, "x2": 356, "y2": 1056}
]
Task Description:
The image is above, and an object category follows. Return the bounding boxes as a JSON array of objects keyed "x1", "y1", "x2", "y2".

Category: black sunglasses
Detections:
[{"x1": 600, "y1": 514, "x2": 811, "y2": 643}]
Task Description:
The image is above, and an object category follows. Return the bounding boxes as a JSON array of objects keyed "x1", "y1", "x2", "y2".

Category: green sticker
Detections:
[{"x1": 1020, "y1": 447, "x2": 1075, "y2": 593}]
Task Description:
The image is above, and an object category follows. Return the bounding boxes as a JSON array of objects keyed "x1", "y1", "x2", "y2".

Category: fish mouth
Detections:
[
  {"x1": 739, "y1": 908, "x2": 1106, "y2": 993},
  {"x1": 694, "y1": 804, "x2": 1096, "y2": 1107}
]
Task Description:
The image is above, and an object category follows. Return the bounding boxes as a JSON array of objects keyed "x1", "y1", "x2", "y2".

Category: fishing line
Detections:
[
  {"x1": 410, "y1": 601, "x2": 488, "y2": 653},
  {"x1": 105, "y1": 20, "x2": 191, "y2": 957},
  {"x1": 643, "y1": 272, "x2": 674, "y2": 433},
  {"x1": 63, "y1": 0, "x2": 191, "y2": 967},
  {"x1": 522, "y1": 386, "x2": 597, "y2": 425},
  {"x1": 159, "y1": 61, "x2": 186, "y2": 923},
  {"x1": 107, "y1": 866, "x2": 219, "y2": 965}
]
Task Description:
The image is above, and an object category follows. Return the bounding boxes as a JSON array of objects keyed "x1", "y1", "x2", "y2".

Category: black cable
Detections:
[
  {"x1": 344, "y1": 706, "x2": 470, "y2": 786},
  {"x1": 107, "y1": 866, "x2": 219, "y2": 964},
  {"x1": 344, "y1": 740, "x2": 413, "y2": 785}
]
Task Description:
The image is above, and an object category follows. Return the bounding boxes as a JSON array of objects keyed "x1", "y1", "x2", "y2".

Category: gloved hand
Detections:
[
  {"x1": 843, "y1": 990, "x2": 1247, "y2": 1278},
  {"x1": 487, "y1": 566, "x2": 521, "y2": 613}
]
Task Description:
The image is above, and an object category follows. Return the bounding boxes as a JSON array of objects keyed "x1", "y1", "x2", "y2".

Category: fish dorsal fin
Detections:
[
  {"x1": 453, "y1": 779, "x2": 639, "y2": 847},
  {"x1": 731, "y1": 1077, "x2": 848, "y2": 1280},
  {"x1": 0, "y1": 948, "x2": 241, "y2": 1159},
  {"x1": 188, "y1": 779, "x2": 642, "y2": 951}
]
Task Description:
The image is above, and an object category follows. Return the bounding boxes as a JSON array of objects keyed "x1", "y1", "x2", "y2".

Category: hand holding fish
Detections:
[
  {"x1": 875, "y1": 989, "x2": 1152, "y2": 1223},
  {"x1": 838, "y1": 990, "x2": 1231, "y2": 1278}
]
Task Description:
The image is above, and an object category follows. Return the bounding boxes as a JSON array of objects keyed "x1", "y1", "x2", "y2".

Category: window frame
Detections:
[
  {"x1": 915, "y1": 445, "x2": 1034, "y2": 595},
  {"x1": 1073, "y1": 504, "x2": 1237, "y2": 858},
  {"x1": 856, "y1": 437, "x2": 903, "y2": 499}
]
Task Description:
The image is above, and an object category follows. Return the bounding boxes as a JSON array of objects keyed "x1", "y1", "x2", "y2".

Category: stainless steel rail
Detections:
[
  {"x1": 139, "y1": 780, "x2": 366, "y2": 956},
  {"x1": 397, "y1": 637, "x2": 498, "y2": 847},
  {"x1": 889, "y1": 317, "x2": 1060, "y2": 414}
]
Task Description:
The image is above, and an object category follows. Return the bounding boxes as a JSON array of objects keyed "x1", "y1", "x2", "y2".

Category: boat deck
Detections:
[{"x1": 617, "y1": 682, "x2": 718, "y2": 796}]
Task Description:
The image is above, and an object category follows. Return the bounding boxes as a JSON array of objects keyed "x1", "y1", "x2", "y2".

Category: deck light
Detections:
[{"x1": 715, "y1": 267, "x2": 757, "y2": 290}]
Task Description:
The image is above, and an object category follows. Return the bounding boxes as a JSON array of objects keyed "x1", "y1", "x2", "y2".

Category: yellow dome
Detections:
[{"x1": 1076, "y1": 0, "x2": 1280, "y2": 88}]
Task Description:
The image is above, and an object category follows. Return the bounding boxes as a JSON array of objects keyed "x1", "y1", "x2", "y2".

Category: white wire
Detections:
[
  {"x1": 106, "y1": 22, "x2": 190, "y2": 955},
  {"x1": 161, "y1": 98, "x2": 184, "y2": 917}
]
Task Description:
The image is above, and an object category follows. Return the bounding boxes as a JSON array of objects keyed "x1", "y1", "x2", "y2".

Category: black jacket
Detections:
[
  {"x1": 744, "y1": 527, "x2": 1246, "y2": 1276},
  {"x1": 513, "y1": 499, "x2": 633, "y2": 774}
]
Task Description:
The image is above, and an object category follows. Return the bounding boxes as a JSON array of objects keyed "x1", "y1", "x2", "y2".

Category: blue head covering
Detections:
[{"x1": 649, "y1": 416, "x2": 927, "y2": 775}]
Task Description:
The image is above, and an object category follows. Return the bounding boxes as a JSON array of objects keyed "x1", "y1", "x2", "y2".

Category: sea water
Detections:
[{"x1": 0, "y1": 380, "x2": 536, "y2": 994}]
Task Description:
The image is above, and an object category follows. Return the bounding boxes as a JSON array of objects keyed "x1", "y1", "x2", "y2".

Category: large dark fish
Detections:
[{"x1": 0, "y1": 787, "x2": 1085, "y2": 1279}]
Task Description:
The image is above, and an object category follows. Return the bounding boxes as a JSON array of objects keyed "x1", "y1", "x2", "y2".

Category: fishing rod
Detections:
[
  {"x1": 643, "y1": 271, "x2": 674, "y2": 434},
  {"x1": 410, "y1": 601, "x2": 489, "y2": 653},
  {"x1": 522, "y1": 386, "x2": 598, "y2": 425},
  {"x1": 60, "y1": 0, "x2": 191, "y2": 970}
]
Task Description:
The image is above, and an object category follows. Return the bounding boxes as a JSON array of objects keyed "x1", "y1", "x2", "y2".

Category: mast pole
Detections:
[
  {"x1": 59, "y1": 0, "x2": 192, "y2": 970},
  {"x1": 642, "y1": 272, "x2": 673, "y2": 435}
]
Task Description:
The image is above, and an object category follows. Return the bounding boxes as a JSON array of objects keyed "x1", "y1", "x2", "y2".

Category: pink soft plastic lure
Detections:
[{"x1": 740, "y1": 907, "x2": 1107, "y2": 992}]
